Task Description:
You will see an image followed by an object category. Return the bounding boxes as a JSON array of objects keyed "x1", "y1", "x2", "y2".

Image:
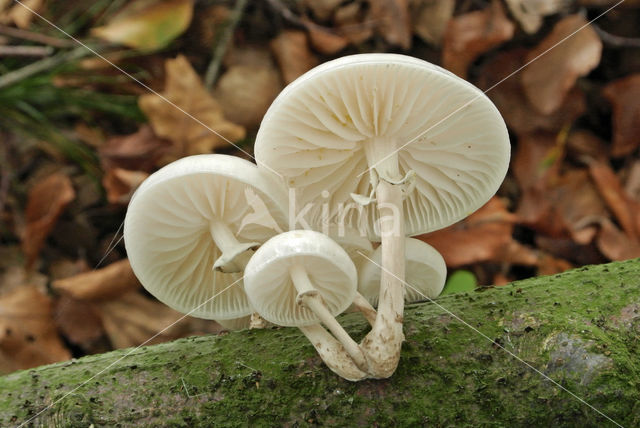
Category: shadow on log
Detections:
[{"x1": 1, "y1": 259, "x2": 639, "y2": 427}]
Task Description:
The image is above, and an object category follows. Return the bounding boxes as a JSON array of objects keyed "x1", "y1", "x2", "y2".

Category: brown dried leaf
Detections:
[
  {"x1": 597, "y1": 219, "x2": 640, "y2": 261},
  {"x1": 6, "y1": 0, "x2": 42, "y2": 29},
  {"x1": 334, "y1": 2, "x2": 374, "y2": 45},
  {"x1": 535, "y1": 235, "x2": 604, "y2": 266},
  {"x1": 99, "y1": 292, "x2": 206, "y2": 349},
  {"x1": 214, "y1": 64, "x2": 283, "y2": 130},
  {"x1": 419, "y1": 197, "x2": 536, "y2": 267},
  {"x1": 99, "y1": 125, "x2": 171, "y2": 172},
  {"x1": 0, "y1": 286, "x2": 70, "y2": 373},
  {"x1": 21, "y1": 173, "x2": 75, "y2": 268},
  {"x1": 302, "y1": 18, "x2": 349, "y2": 54},
  {"x1": 52, "y1": 259, "x2": 139, "y2": 301},
  {"x1": 589, "y1": 161, "x2": 640, "y2": 240},
  {"x1": 271, "y1": 31, "x2": 319, "y2": 85},
  {"x1": 602, "y1": 74, "x2": 640, "y2": 157},
  {"x1": 304, "y1": 0, "x2": 342, "y2": 21},
  {"x1": 103, "y1": 168, "x2": 149, "y2": 205},
  {"x1": 54, "y1": 296, "x2": 104, "y2": 346},
  {"x1": 521, "y1": 15, "x2": 602, "y2": 115},
  {"x1": 505, "y1": 0, "x2": 570, "y2": 34},
  {"x1": 477, "y1": 49, "x2": 587, "y2": 135},
  {"x1": 625, "y1": 160, "x2": 640, "y2": 201},
  {"x1": 369, "y1": 0, "x2": 412, "y2": 49},
  {"x1": 442, "y1": 0, "x2": 515, "y2": 78},
  {"x1": 139, "y1": 55, "x2": 245, "y2": 162},
  {"x1": 410, "y1": 0, "x2": 455, "y2": 46},
  {"x1": 566, "y1": 130, "x2": 609, "y2": 163}
]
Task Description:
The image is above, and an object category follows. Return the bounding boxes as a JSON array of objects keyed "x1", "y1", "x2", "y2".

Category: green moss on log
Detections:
[{"x1": 1, "y1": 259, "x2": 639, "y2": 427}]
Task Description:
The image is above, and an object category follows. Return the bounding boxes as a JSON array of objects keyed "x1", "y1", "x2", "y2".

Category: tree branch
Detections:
[{"x1": 1, "y1": 258, "x2": 639, "y2": 426}]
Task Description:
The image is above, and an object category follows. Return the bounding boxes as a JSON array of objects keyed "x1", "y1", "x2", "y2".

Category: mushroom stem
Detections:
[
  {"x1": 298, "y1": 324, "x2": 368, "y2": 381},
  {"x1": 360, "y1": 179, "x2": 405, "y2": 378},
  {"x1": 290, "y1": 264, "x2": 368, "y2": 371},
  {"x1": 349, "y1": 293, "x2": 377, "y2": 326},
  {"x1": 209, "y1": 218, "x2": 258, "y2": 272}
]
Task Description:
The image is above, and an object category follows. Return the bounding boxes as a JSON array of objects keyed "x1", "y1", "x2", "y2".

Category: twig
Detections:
[
  {"x1": 0, "y1": 23, "x2": 75, "y2": 48},
  {"x1": 0, "y1": 44, "x2": 96, "y2": 89},
  {"x1": 203, "y1": 0, "x2": 249, "y2": 89},
  {"x1": 593, "y1": 24, "x2": 640, "y2": 48},
  {"x1": 0, "y1": 45, "x2": 54, "y2": 56}
]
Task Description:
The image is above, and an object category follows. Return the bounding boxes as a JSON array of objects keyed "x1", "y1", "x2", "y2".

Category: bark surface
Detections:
[{"x1": 1, "y1": 259, "x2": 639, "y2": 427}]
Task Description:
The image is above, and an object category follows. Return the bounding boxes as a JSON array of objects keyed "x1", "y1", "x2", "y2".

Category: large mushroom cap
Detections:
[
  {"x1": 255, "y1": 53, "x2": 510, "y2": 240},
  {"x1": 124, "y1": 154, "x2": 288, "y2": 320},
  {"x1": 243, "y1": 230, "x2": 357, "y2": 327},
  {"x1": 359, "y1": 238, "x2": 446, "y2": 305}
]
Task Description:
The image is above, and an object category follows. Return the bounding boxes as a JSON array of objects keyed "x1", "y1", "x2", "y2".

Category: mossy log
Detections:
[{"x1": 1, "y1": 259, "x2": 639, "y2": 427}]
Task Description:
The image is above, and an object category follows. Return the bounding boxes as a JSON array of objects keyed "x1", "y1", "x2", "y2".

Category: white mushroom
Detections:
[
  {"x1": 255, "y1": 53, "x2": 510, "y2": 377},
  {"x1": 359, "y1": 238, "x2": 447, "y2": 306},
  {"x1": 124, "y1": 154, "x2": 287, "y2": 321},
  {"x1": 243, "y1": 230, "x2": 367, "y2": 379}
]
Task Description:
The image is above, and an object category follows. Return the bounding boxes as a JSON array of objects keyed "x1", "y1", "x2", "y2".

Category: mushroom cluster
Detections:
[{"x1": 124, "y1": 53, "x2": 510, "y2": 381}]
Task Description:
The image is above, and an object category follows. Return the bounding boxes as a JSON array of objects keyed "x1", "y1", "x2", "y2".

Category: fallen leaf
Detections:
[
  {"x1": 625, "y1": 160, "x2": 640, "y2": 201},
  {"x1": 535, "y1": 235, "x2": 604, "y2": 266},
  {"x1": 54, "y1": 295, "x2": 105, "y2": 347},
  {"x1": 52, "y1": 259, "x2": 139, "y2": 301},
  {"x1": 410, "y1": 0, "x2": 455, "y2": 46},
  {"x1": 6, "y1": 0, "x2": 42, "y2": 29},
  {"x1": 521, "y1": 15, "x2": 602, "y2": 115},
  {"x1": 566, "y1": 130, "x2": 609, "y2": 163},
  {"x1": 597, "y1": 219, "x2": 640, "y2": 261},
  {"x1": 0, "y1": 286, "x2": 70, "y2": 373},
  {"x1": 139, "y1": 55, "x2": 246, "y2": 162},
  {"x1": 223, "y1": 45, "x2": 274, "y2": 69},
  {"x1": 442, "y1": 0, "x2": 515, "y2": 78},
  {"x1": 589, "y1": 160, "x2": 640, "y2": 240},
  {"x1": 602, "y1": 73, "x2": 640, "y2": 157},
  {"x1": 271, "y1": 31, "x2": 319, "y2": 85},
  {"x1": 214, "y1": 64, "x2": 283, "y2": 130},
  {"x1": 91, "y1": 0, "x2": 194, "y2": 51},
  {"x1": 304, "y1": 0, "x2": 342, "y2": 21},
  {"x1": 99, "y1": 125, "x2": 171, "y2": 172},
  {"x1": 419, "y1": 197, "x2": 537, "y2": 267},
  {"x1": 21, "y1": 173, "x2": 75, "y2": 268},
  {"x1": 477, "y1": 49, "x2": 587, "y2": 135},
  {"x1": 536, "y1": 253, "x2": 573, "y2": 276},
  {"x1": 551, "y1": 169, "x2": 607, "y2": 244},
  {"x1": 334, "y1": 2, "x2": 374, "y2": 45},
  {"x1": 505, "y1": 0, "x2": 570, "y2": 34},
  {"x1": 302, "y1": 18, "x2": 349, "y2": 54},
  {"x1": 102, "y1": 168, "x2": 149, "y2": 205},
  {"x1": 99, "y1": 292, "x2": 207, "y2": 349},
  {"x1": 369, "y1": 0, "x2": 412, "y2": 49},
  {"x1": 0, "y1": 264, "x2": 48, "y2": 296},
  {"x1": 512, "y1": 131, "x2": 564, "y2": 191}
]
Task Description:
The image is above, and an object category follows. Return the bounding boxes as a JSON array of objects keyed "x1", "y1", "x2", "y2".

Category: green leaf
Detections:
[
  {"x1": 91, "y1": 0, "x2": 194, "y2": 52},
  {"x1": 441, "y1": 270, "x2": 477, "y2": 295}
]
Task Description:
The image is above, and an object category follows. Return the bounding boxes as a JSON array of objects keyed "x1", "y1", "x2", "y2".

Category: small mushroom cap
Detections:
[
  {"x1": 359, "y1": 238, "x2": 446, "y2": 305},
  {"x1": 124, "y1": 154, "x2": 287, "y2": 320},
  {"x1": 243, "y1": 230, "x2": 357, "y2": 327},
  {"x1": 255, "y1": 53, "x2": 510, "y2": 240}
]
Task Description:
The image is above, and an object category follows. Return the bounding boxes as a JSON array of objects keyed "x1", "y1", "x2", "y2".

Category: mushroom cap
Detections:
[
  {"x1": 243, "y1": 230, "x2": 357, "y2": 327},
  {"x1": 255, "y1": 53, "x2": 510, "y2": 240},
  {"x1": 359, "y1": 238, "x2": 446, "y2": 305},
  {"x1": 124, "y1": 154, "x2": 288, "y2": 320}
]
